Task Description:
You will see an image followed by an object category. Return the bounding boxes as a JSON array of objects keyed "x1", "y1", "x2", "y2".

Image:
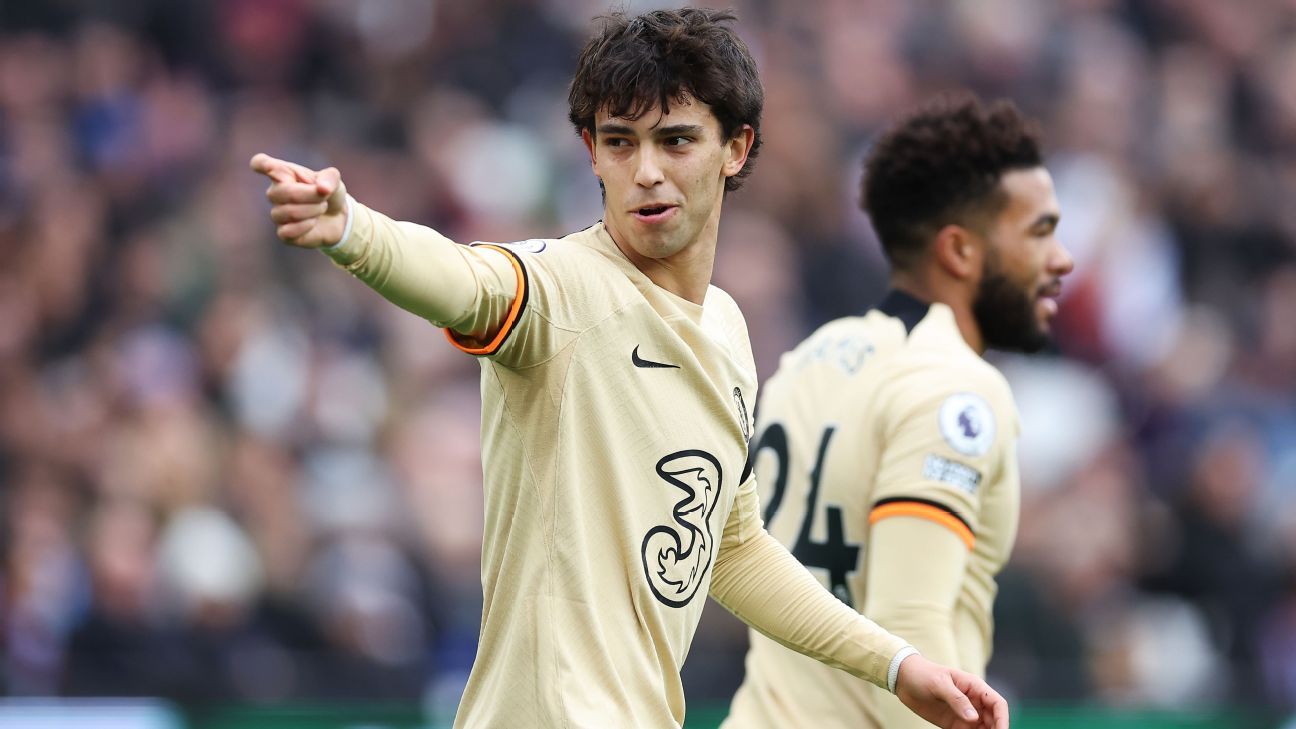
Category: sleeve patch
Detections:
[
  {"x1": 922, "y1": 454, "x2": 982, "y2": 495},
  {"x1": 938, "y1": 392, "x2": 996, "y2": 457}
]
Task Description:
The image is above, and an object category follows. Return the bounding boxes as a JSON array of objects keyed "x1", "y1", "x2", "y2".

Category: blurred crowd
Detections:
[{"x1": 1, "y1": 0, "x2": 1294, "y2": 716}]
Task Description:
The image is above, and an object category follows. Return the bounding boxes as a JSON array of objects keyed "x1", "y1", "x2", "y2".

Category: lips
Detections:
[
  {"x1": 1037, "y1": 281, "x2": 1062, "y2": 318},
  {"x1": 631, "y1": 204, "x2": 678, "y2": 224}
]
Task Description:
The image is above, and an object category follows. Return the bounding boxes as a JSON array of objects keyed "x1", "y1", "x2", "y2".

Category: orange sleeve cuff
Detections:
[{"x1": 445, "y1": 244, "x2": 529, "y2": 356}]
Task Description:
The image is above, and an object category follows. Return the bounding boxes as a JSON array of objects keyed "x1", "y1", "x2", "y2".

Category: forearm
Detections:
[
  {"x1": 709, "y1": 529, "x2": 909, "y2": 689},
  {"x1": 321, "y1": 198, "x2": 515, "y2": 338}
]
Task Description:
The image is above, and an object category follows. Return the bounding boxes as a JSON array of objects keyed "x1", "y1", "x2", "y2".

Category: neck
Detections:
[
  {"x1": 604, "y1": 208, "x2": 721, "y2": 306},
  {"x1": 890, "y1": 268, "x2": 986, "y2": 354}
]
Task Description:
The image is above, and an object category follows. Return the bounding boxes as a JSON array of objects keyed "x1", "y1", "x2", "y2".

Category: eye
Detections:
[
  {"x1": 605, "y1": 137, "x2": 631, "y2": 148},
  {"x1": 666, "y1": 136, "x2": 692, "y2": 147},
  {"x1": 1031, "y1": 222, "x2": 1056, "y2": 238}
]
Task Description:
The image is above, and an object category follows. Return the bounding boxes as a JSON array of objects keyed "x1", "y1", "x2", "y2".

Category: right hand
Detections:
[{"x1": 250, "y1": 153, "x2": 348, "y2": 248}]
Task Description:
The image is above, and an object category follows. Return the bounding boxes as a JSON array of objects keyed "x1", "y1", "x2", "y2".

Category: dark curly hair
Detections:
[
  {"x1": 568, "y1": 8, "x2": 763, "y2": 192},
  {"x1": 862, "y1": 93, "x2": 1043, "y2": 269}
]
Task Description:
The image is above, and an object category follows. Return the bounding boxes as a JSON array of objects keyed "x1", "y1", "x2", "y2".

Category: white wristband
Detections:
[
  {"x1": 887, "y1": 646, "x2": 920, "y2": 694},
  {"x1": 324, "y1": 194, "x2": 355, "y2": 250}
]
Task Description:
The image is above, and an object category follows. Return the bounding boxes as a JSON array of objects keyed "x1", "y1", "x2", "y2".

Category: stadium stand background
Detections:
[{"x1": 1, "y1": 0, "x2": 1294, "y2": 726}]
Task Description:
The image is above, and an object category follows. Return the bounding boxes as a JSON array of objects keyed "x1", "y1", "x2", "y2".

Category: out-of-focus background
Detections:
[{"x1": 0, "y1": 0, "x2": 1294, "y2": 727}]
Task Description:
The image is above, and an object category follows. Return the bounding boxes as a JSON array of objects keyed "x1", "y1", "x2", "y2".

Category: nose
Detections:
[
  {"x1": 1050, "y1": 238, "x2": 1075, "y2": 277},
  {"x1": 634, "y1": 146, "x2": 665, "y2": 188}
]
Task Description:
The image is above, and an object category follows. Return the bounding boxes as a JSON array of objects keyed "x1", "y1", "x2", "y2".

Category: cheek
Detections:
[
  {"x1": 696, "y1": 162, "x2": 726, "y2": 199},
  {"x1": 1003, "y1": 241, "x2": 1044, "y2": 282},
  {"x1": 689, "y1": 150, "x2": 726, "y2": 186}
]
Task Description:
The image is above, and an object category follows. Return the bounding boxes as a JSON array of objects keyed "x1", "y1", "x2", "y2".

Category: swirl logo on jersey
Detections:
[
  {"x1": 641, "y1": 450, "x2": 723, "y2": 608},
  {"x1": 938, "y1": 393, "x2": 996, "y2": 457}
]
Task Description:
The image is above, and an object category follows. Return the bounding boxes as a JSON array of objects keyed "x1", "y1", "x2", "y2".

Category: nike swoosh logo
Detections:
[{"x1": 632, "y1": 345, "x2": 680, "y2": 369}]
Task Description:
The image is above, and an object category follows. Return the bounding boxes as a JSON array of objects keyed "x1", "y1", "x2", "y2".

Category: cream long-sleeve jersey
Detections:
[
  {"x1": 723, "y1": 290, "x2": 1021, "y2": 729},
  {"x1": 322, "y1": 201, "x2": 912, "y2": 729}
]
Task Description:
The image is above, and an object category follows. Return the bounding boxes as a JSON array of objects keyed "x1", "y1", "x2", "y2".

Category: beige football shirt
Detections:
[
  {"x1": 322, "y1": 203, "x2": 909, "y2": 729},
  {"x1": 724, "y1": 290, "x2": 1021, "y2": 729}
]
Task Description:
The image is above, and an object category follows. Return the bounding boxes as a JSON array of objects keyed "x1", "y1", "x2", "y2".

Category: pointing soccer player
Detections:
[
  {"x1": 252, "y1": 10, "x2": 1010, "y2": 729},
  {"x1": 723, "y1": 94, "x2": 1073, "y2": 728}
]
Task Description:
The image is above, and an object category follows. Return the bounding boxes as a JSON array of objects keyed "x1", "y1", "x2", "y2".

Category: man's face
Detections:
[
  {"x1": 583, "y1": 97, "x2": 751, "y2": 262},
  {"x1": 972, "y1": 167, "x2": 1074, "y2": 353}
]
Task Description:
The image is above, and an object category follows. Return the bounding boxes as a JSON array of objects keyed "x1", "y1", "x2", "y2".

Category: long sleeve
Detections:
[
  {"x1": 320, "y1": 199, "x2": 519, "y2": 343},
  {"x1": 709, "y1": 474, "x2": 910, "y2": 690}
]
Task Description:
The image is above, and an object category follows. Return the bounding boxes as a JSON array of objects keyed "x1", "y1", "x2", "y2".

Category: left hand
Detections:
[{"x1": 894, "y1": 654, "x2": 1009, "y2": 729}]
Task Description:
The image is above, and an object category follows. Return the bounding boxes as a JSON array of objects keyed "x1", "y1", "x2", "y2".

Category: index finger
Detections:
[
  {"x1": 979, "y1": 686, "x2": 1008, "y2": 729},
  {"x1": 251, "y1": 153, "x2": 321, "y2": 184},
  {"x1": 949, "y1": 672, "x2": 1005, "y2": 728},
  {"x1": 250, "y1": 153, "x2": 296, "y2": 184}
]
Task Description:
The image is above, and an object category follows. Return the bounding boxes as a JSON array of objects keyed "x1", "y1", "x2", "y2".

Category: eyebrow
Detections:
[
  {"x1": 596, "y1": 123, "x2": 636, "y2": 137},
  {"x1": 654, "y1": 124, "x2": 704, "y2": 138},
  {"x1": 595, "y1": 123, "x2": 706, "y2": 138}
]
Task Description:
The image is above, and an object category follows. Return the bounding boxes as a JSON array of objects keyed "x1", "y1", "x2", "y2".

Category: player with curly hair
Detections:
[{"x1": 723, "y1": 93, "x2": 1073, "y2": 729}]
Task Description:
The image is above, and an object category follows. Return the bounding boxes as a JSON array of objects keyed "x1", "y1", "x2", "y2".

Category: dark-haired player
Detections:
[
  {"x1": 723, "y1": 94, "x2": 1073, "y2": 729},
  {"x1": 250, "y1": 10, "x2": 1008, "y2": 729}
]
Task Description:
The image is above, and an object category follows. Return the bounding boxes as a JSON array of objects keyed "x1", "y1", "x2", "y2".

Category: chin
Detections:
[
  {"x1": 1021, "y1": 326, "x2": 1052, "y2": 353},
  {"x1": 981, "y1": 319, "x2": 1051, "y2": 354},
  {"x1": 639, "y1": 234, "x2": 691, "y2": 259}
]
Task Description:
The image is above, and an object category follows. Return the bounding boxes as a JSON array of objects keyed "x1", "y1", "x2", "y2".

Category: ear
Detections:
[
  {"x1": 721, "y1": 124, "x2": 756, "y2": 179},
  {"x1": 581, "y1": 128, "x2": 600, "y2": 178},
  {"x1": 932, "y1": 224, "x2": 983, "y2": 281}
]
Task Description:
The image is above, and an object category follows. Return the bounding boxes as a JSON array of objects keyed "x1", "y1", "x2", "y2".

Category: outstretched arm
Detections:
[{"x1": 250, "y1": 153, "x2": 518, "y2": 343}]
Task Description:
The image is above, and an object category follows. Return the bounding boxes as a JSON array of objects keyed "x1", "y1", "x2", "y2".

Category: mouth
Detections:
[
  {"x1": 632, "y1": 204, "x2": 678, "y2": 224},
  {"x1": 1037, "y1": 281, "x2": 1063, "y2": 318}
]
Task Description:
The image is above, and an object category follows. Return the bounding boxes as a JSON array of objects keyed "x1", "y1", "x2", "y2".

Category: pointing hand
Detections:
[{"x1": 250, "y1": 153, "x2": 349, "y2": 248}]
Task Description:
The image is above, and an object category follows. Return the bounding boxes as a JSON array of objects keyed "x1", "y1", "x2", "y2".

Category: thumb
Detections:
[{"x1": 316, "y1": 167, "x2": 342, "y2": 198}]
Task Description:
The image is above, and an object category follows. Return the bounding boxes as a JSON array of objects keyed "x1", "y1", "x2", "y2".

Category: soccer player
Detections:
[
  {"x1": 251, "y1": 10, "x2": 1008, "y2": 729},
  {"x1": 723, "y1": 94, "x2": 1073, "y2": 729}
]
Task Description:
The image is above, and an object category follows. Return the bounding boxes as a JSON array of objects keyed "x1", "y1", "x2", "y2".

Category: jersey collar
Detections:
[{"x1": 874, "y1": 289, "x2": 932, "y2": 334}]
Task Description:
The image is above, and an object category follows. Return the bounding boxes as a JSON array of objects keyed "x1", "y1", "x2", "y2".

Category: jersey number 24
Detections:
[{"x1": 751, "y1": 423, "x2": 861, "y2": 607}]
